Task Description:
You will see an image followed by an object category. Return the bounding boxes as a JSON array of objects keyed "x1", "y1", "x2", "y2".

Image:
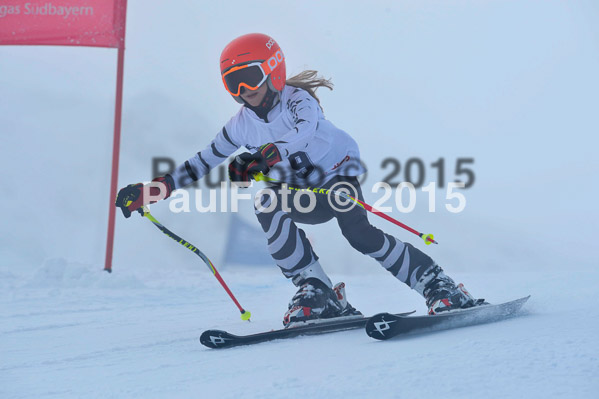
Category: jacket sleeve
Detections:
[
  {"x1": 272, "y1": 88, "x2": 320, "y2": 156},
  {"x1": 170, "y1": 126, "x2": 240, "y2": 189}
]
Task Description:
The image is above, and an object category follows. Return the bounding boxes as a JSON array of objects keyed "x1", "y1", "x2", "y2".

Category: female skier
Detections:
[{"x1": 115, "y1": 33, "x2": 483, "y2": 326}]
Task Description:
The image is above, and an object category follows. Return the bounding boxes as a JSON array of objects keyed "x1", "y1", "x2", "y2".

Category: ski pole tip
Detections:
[
  {"x1": 241, "y1": 310, "x2": 252, "y2": 321},
  {"x1": 422, "y1": 233, "x2": 436, "y2": 246}
]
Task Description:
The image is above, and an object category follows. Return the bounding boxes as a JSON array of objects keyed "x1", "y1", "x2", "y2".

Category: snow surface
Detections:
[
  {"x1": 1, "y1": 1, "x2": 598, "y2": 398},
  {"x1": 1, "y1": 262, "x2": 598, "y2": 398}
]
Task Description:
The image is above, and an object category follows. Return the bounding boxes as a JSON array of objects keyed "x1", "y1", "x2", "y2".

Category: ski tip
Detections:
[{"x1": 515, "y1": 295, "x2": 532, "y2": 308}]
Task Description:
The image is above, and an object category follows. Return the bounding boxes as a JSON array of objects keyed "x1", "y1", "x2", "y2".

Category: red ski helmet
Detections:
[{"x1": 220, "y1": 33, "x2": 286, "y2": 103}]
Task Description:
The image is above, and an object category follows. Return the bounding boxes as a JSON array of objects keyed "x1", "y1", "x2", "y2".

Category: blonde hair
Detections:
[{"x1": 286, "y1": 70, "x2": 333, "y2": 105}]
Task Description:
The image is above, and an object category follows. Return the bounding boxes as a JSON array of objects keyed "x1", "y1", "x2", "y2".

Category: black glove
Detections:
[
  {"x1": 228, "y1": 152, "x2": 254, "y2": 184},
  {"x1": 228, "y1": 143, "x2": 282, "y2": 184},
  {"x1": 115, "y1": 175, "x2": 175, "y2": 218}
]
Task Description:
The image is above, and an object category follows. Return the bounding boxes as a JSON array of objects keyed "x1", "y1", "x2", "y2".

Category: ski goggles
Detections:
[{"x1": 222, "y1": 52, "x2": 284, "y2": 96}]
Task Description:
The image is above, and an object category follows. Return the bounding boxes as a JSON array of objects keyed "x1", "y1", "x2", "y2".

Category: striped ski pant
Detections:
[{"x1": 254, "y1": 176, "x2": 435, "y2": 289}]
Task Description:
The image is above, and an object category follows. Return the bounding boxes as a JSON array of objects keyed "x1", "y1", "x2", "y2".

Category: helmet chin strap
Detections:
[{"x1": 242, "y1": 85, "x2": 280, "y2": 122}]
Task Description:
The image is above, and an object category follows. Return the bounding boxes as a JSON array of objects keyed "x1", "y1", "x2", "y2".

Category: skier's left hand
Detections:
[
  {"x1": 228, "y1": 143, "x2": 282, "y2": 184},
  {"x1": 247, "y1": 143, "x2": 282, "y2": 176},
  {"x1": 228, "y1": 152, "x2": 254, "y2": 184}
]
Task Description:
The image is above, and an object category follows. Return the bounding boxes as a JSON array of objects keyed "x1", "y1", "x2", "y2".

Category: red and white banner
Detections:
[
  {"x1": 1, "y1": 0, "x2": 129, "y2": 272},
  {"x1": 0, "y1": 0, "x2": 126, "y2": 48}
]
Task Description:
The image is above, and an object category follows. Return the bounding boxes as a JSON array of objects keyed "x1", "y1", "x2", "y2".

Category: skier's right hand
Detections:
[{"x1": 115, "y1": 175, "x2": 175, "y2": 218}]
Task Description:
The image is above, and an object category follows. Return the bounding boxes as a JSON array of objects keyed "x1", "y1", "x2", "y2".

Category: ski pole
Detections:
[
  {"x1": 139, "y1": 206, "x2": 251, "y2": 321},
  {"x1": 253, "y1": 173, "x2": 438, "y2": 245}
]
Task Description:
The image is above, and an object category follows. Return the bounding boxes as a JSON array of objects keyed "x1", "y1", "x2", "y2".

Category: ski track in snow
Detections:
[{"x1": 1, "y1": 265, "x2": 597, "y2": 399}]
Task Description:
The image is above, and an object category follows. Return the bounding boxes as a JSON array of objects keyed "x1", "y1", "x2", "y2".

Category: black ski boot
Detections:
[
  {"x1": 283, "y1": 279, "x2": 361, "y2": 327},
  {"x1": 417, "y1": 265, "x2": 486, "y2": 315}
]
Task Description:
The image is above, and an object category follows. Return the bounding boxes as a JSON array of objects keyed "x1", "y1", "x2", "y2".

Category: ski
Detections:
[
  {"x1": 200, "y1": 311, "x2": 415, "y2": 349},
  {"x1": 365, "y1": 295, "x2": 530, "y2": 341}
]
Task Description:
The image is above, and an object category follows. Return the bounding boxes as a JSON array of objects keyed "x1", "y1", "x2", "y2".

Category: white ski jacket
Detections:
[{"x1": 170, "y1": 85, "x2": 365, "y2": 188}]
